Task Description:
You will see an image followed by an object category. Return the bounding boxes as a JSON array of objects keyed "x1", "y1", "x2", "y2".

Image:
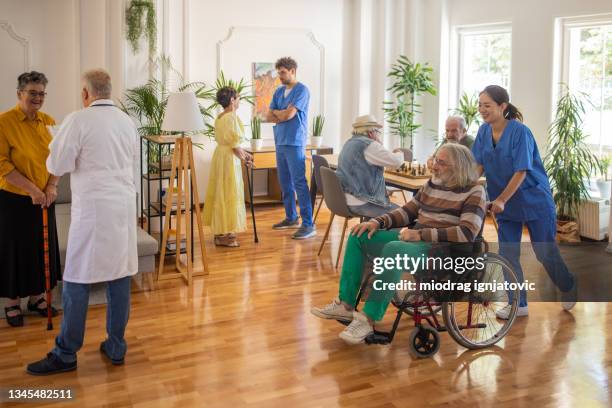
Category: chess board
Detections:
[
  {"x1": 385, "y1": 168, "x2": 431, "y2": 179},
  {"x1": 385, "y1": 162, "x2": 431, "y2": 179}
]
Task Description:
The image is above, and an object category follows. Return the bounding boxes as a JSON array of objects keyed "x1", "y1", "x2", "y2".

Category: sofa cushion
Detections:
[
  {"x1": 56, "y1": 174, "x2": 71, "y2": 204},
  {"x1": 54, "y1": 203, "x2": 158, "y2": 267}
]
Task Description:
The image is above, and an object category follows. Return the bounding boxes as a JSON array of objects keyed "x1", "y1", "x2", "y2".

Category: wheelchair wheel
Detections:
[
  {"x1": 442, "y1": 253, "x2": 519, "y2": 349},
  {"x1": 408, "y1": 326, "x2": 440, "y2": 358}
]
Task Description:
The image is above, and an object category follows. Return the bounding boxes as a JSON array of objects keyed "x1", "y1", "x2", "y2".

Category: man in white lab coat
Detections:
[{"x1": 27, "y1": 69, "x2": 139, "y2": 375}]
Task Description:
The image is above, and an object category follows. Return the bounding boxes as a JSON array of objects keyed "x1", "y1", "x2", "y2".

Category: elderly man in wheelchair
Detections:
[{"x1": 312, "y1": 143, "x2": 497, "y2": 348}]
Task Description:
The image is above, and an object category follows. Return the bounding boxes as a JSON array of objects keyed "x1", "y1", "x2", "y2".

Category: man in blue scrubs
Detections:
[{"x1": 265, "y1": 57, "x2": 315, "y2": 239}]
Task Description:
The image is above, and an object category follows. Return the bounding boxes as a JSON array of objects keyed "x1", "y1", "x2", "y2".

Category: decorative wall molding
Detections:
[
  {"x1": 216, "y1": 26, "x2": 326, "y2": 112},
  {"x1": 0, "y1": 20, "x2": 31, "y2": 70}
]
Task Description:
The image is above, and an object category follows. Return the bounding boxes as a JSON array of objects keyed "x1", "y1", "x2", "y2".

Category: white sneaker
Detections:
[
  {"x1": 311, "y1": 298, "x2": 353, "y2": 322},
  {"x1": 561, "y1": 282, "x2": 578, "y2": 311},
  {"x1": 495, "y1": 304, "x2": 528, "y2": 320},
  {"x1": 338, "y1": 311, "x2": 373, "y2": 344}
]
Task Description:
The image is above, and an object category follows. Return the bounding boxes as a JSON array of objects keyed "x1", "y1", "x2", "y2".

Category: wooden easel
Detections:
[{"x1": 158, "y1": 136, "x2": 208, "y2": 285}]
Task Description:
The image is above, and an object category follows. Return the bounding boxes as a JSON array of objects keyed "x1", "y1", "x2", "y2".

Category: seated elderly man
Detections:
[
  {"x1": 442, "y1": 115, "x2": 474, "y2": 148},
  {"x1": 311, "y1": 143, "x2": 486, "y2": 344},
  {"x1": 427, "y1": 116, "x2": 474, "y2": 170},
  {"x1": 336, "y1": 114, "x2": 404, "y2": 218}
]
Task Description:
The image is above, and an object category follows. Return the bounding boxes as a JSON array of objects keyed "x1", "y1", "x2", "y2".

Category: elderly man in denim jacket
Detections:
[{"x1": 336, "y1": 115, "x2": 405, "y2": 218}]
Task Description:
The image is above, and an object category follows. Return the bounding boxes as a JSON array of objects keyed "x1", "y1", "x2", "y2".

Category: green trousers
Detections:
[{"x1": 339, "y1": 230, "x2": 431, "y2": 321}]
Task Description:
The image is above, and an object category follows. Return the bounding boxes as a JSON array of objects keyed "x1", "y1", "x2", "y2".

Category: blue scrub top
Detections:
[
  {"x1": 270, "y1": 82, "x2": 310, "y2": 147},
  {"x1": 472, "y1": 120, "x2": 556, "y2": 222}
]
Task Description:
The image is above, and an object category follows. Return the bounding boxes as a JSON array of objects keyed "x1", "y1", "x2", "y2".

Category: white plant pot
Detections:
[
  {"x1": 251, "y1": 139, "x2": 263, "y2": 151},
  {"x1": 311, "y1": 135, "x2": 323, "y2": 147},
  {"x1": 596, "y1": 179, "x2": 611, "y2": 199}
]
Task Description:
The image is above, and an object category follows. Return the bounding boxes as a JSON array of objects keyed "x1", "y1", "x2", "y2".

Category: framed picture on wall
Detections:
[{"x1": 252, "y1": 62, "x2": 280, "y2": 121}]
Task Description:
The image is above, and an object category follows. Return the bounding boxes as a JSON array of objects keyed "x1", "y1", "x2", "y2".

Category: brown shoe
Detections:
[{"x1": 214, "y1": 234, "x2": 240, "y2": 247}]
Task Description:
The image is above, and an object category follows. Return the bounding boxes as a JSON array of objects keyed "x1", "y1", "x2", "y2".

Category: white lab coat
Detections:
[{"x1": 47, "y1": 99, "x2": 139, "y2": 284}]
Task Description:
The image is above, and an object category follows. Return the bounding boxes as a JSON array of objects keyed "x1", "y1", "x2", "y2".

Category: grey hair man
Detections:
[{"x1": 27, "y1": 69, "x2": 139, "y2": 375}]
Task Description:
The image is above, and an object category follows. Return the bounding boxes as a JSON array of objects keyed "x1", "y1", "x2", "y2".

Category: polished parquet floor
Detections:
[{"x1": 1, "y1": 200, "x2": 611, "y2": 407}]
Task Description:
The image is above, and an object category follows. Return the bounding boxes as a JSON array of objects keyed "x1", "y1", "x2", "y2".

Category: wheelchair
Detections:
[{"x1": 349, "y1": 235, "x2": 520, "y2": 358}]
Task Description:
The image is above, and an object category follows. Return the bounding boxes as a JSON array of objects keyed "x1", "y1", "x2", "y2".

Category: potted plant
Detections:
[
  {"x1": 451, "y1": 92, "x2": 481, "y2": 135},
  {"x1": 544, "y1": 84, "x2": 600, "y2": 242},
  {"x1": 125, "y1": 0, "x2": 157, "y2": 57},
  {"x1": 311, "y1": 114, "x2": 325, "y2": 147},
  {"x1": 383, "y1": 56, "x2": 437, "y2": 150},
  {"x1": 195, "y1": 71, "x2": 254, "y2": 138},
  {"x1": 250, "y1": 116, "x2": 262, "y2": 150},
  {"x1": 596, "y1": 154, "x2": 611, "y2": 199}
]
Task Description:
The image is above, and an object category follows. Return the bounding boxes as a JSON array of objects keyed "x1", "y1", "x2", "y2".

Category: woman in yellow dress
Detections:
[{"x1": 203, "y1": 87, "x2": 253, "y2": 247}]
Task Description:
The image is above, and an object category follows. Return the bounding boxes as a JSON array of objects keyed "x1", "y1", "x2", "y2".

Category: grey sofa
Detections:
[{"x1": 55, "y1": 175, "x2": 158, "y2": 288}]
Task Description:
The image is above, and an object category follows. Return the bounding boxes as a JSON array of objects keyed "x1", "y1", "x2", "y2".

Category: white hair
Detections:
[
  {"x1": 436, "y1": 143, "x2": 478, "y2": 188},
  {"x1": 446, "y1": 115, "x2": 467, "y2": 130},
  {"x1": 82, "y1": 69, "x2": 112, "y2": 98}
]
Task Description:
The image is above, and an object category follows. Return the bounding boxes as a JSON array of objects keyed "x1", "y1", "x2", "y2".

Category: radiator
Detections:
[{"x1": 578, "y1": 198, "x2": 610, "y2": 240}]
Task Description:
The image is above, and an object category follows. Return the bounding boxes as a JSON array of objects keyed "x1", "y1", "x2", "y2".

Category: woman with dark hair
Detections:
[
  {"x1": 472, "y1": 85, "x2": 576, "y2": 319},
  {"x1": 202, "y1": 87, "x2": 253, "y2": 247},
  {"x1": 0, "y1": 71, "x2": 61, "y2": 326}
]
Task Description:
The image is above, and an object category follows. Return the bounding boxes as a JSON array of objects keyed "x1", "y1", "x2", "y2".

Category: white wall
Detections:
[
  {"x1": 172, "y1": 0, "x2": 352, "y2": 199},
  {"x1": 0, "y1": 0, "x2": 79, "y2": 121},
  {"x1": 0, "y1": 0, "x2": 131, "y2": 122}
]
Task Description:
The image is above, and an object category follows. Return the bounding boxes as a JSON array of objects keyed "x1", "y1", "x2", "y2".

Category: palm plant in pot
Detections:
[
  {"x1": 311, "y1": 114, "x2": 325, "y2": 147},
  {"x1": 544, "y1": 85, "x2": 600, "y2": 241},
  {"x1": 596, "y1": 154, "x2": 611, "y2": 199},
  {"x1": 383, "y1": 56, "x2": 437, "y2": 150},
  {"x1": 451, "y1": 92, "x2": 481, "y2": 135},
  {"x1": 250, "y1": 116, "x2": 262, "y2": 150}
]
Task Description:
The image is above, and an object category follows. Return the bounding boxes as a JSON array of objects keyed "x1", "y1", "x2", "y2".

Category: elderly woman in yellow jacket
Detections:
[
  {"x1": 0, "y1": 72, "x2": 61, "y2": 327},
  {"x1": 203, "y1": 87, "x2": 253, "y2": 247}
]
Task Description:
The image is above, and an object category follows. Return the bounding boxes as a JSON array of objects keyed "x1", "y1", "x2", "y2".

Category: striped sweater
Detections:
[{"x1": 375, "y1": 180, "x2": 486, "y2": 242}]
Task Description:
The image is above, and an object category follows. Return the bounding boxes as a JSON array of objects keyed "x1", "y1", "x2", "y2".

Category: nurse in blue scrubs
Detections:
[{"x1": 471, "y1": 85, "x2": 576, "y2": 319}]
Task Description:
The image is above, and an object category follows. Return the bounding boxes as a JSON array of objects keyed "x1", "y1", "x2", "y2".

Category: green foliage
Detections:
[
  {"x1": 195, "y1": 71, "x2": 254, "y2": 137},
  {"x1": 125, "y1": 0, "x2": 157, "y2": 56},
  {"x1": 451, "y1": 92, "x2": 481, "y2": 134},
  {"x1": 544, "y1": 84, "x2": 601, "y2": 221},
  {"x1": 598, "y1": 154, "x2": 611, "y2": 181},
  {"x1": 250, "y1": 116, "x2": 261, "y2": 140},
  {"x1": 312, "y1": 114, "x2": 325, "y2": 137},
  {"x1": 383, "y1": 56, "x2": 437, "y2": 149}
]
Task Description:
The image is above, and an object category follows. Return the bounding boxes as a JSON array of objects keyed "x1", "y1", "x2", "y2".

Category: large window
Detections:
[
  {"x1": 458, "y1": 25, "x2": 512, "y2": 100},
  {"x1": 564, "y1": 22, "x2": 612, "y2": 152}
]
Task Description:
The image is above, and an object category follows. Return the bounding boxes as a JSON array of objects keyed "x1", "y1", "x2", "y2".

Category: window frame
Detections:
[
  {"x1": 451, "y1": 22, "x2": 513, "y2": 111},
  {"x1": 559, "y1": 15, "x2": 612, "y2": 153}
]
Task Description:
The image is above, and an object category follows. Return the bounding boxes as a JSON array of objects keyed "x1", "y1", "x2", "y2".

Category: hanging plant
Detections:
[{"x1": 125, "y1": 0, "x2": 157, "y2": 56}]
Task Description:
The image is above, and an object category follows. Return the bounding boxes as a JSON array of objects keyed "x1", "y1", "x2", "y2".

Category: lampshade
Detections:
[{"x1": 162, "y1": 91, "x2": 205, "y2": 132}]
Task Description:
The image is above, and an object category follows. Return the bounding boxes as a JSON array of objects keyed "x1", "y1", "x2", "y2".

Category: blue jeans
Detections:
[
  {"x1": 498, "y1": 214, "x2": 575, "y2": 307},
  {"x1": 52, "y1": 276, "x2": 131, "y2": 363},
  {"x1": 348, "y1": 202, "x2": 399, "y2": 219},
  {"x1": 275, "y1": 145, "x2": 313, "y2": 227}
]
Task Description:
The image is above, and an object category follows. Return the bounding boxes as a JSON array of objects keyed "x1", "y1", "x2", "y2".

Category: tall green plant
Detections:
[
  {"x1": 125, "y1": 0, "x2": 157, "y2": 56},
  {"x1": 195, "y1": 71, "x2": 254, "y2": 137},
  {"x1": 312, "y1": 114, "x2": 325, "y2": 136},
  {"x1": 383, "y1": 56, "x2": 437, "y2": 149},
  {"x1": 452, "y1": 92, "x2": 481, "y2": 134},
  {"x1": 544, "y1": 85, "x2": 600, "y2": 221},
  {"x1": 250, "y1": 116, "x2": 262, "y2": 140},
  {"x1": 121, "y1": 76, "x2": 212, "y2": 169}
]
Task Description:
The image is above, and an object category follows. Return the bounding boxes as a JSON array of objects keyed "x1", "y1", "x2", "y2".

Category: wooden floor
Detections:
[{"x1": 1, "y1": 200, "x2": 610, "y2": 407}]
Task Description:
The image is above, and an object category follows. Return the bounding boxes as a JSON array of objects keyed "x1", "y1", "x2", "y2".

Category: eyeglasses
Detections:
[
  {"x1": 433, "y1": 157, "x2": 450, "y2": 167},
  {"x1": 21, "y1": 90, "x2": 47, "y2": 98}
]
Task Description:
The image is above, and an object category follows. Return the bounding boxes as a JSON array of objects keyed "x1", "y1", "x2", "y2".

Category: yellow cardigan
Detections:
[{"x1": 0, "y1": 104, "x2": 56, "y2": 196}]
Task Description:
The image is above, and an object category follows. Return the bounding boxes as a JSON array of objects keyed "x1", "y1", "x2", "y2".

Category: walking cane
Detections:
[{"x1": 42, "y1": 207, "x2": 53, "y2": 330}]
